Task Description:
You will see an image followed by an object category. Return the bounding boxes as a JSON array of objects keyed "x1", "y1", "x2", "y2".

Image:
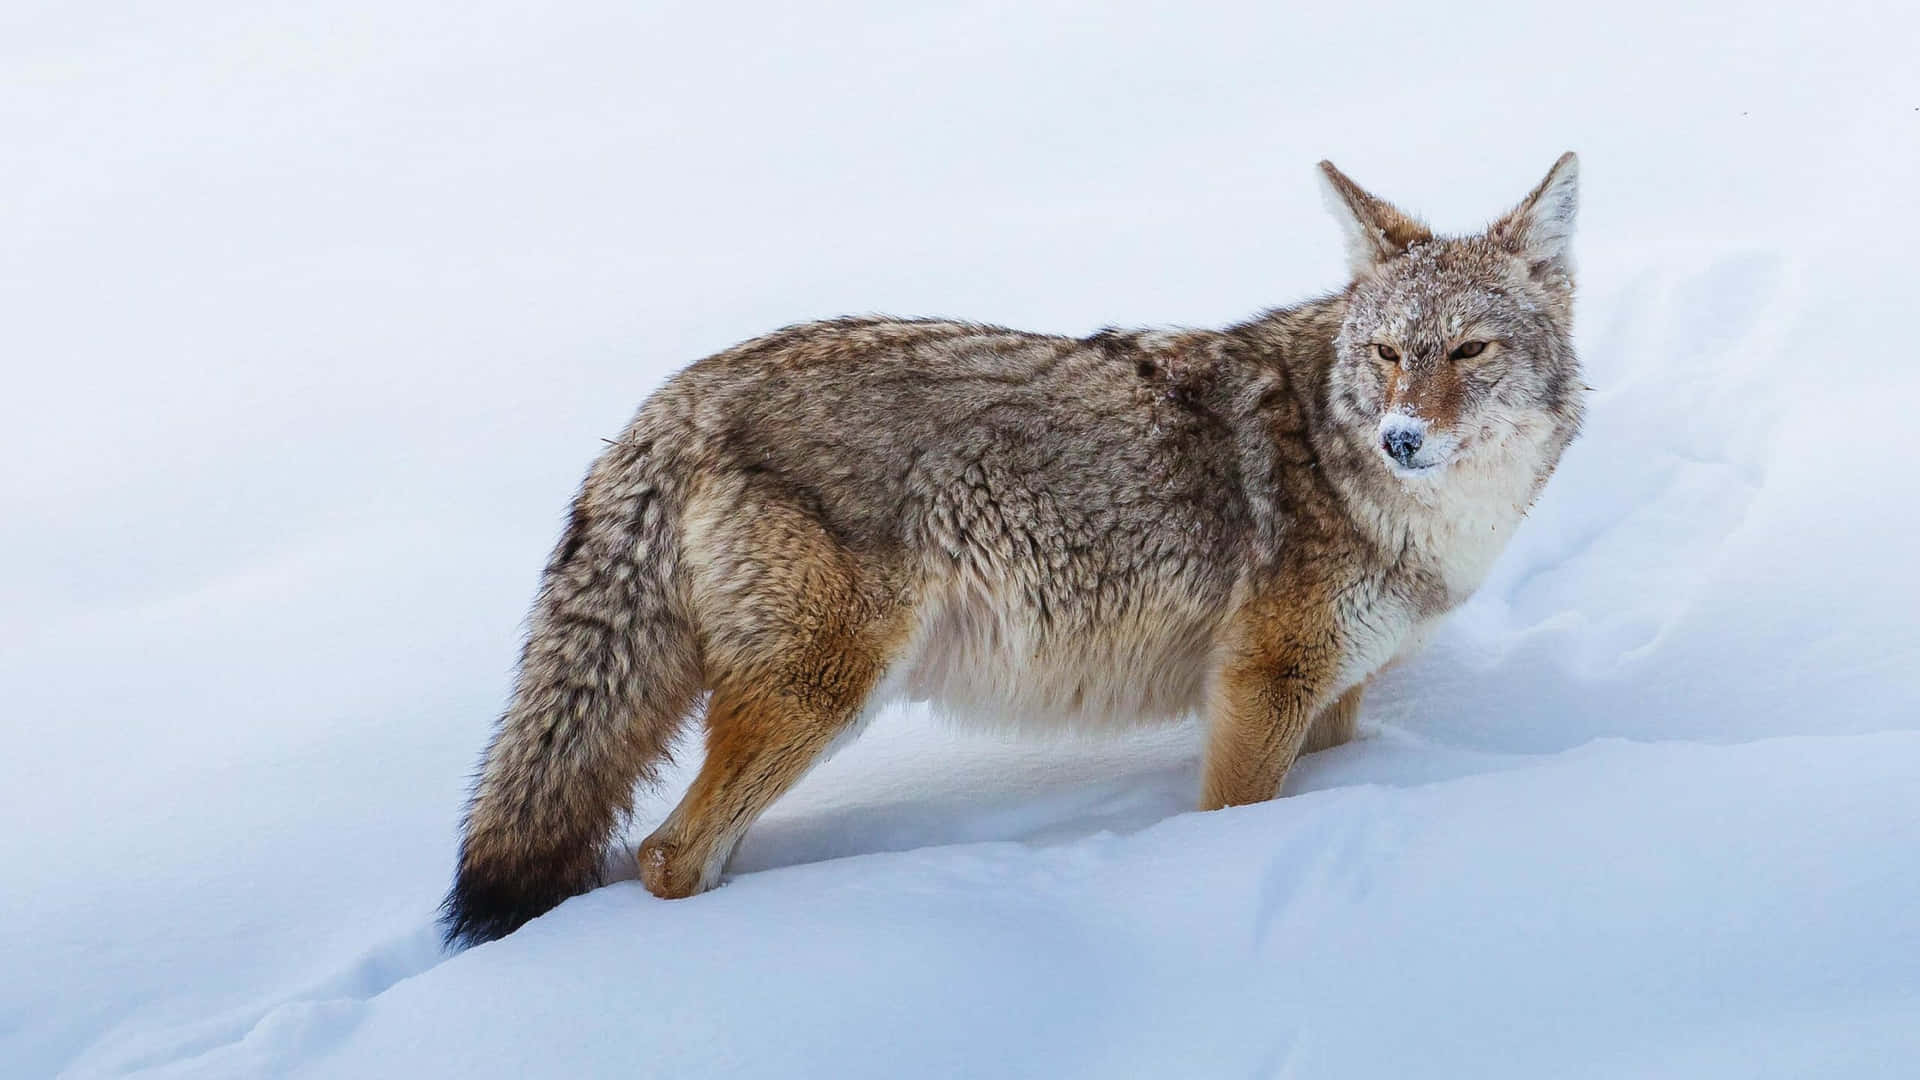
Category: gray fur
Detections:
[{"x1": 444, "y1": 155, "x2": 1586, "y2": 946}]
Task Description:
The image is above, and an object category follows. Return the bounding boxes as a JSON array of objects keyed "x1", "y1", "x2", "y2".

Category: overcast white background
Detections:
[{"x1": 5, "y1": 2, "x2": 1918, "y2": 1077}]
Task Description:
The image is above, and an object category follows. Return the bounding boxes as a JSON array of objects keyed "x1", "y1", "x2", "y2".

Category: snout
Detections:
[
  {"x1": 1382, "y1": 427, "x2": 1423, "y2": 468},
  {"x1": 1378, "y1": 414, "x2": 1432, "y2": 471},
  {"x1": 1376, "y1": 413, "x2": 1461, "y2": 475}
]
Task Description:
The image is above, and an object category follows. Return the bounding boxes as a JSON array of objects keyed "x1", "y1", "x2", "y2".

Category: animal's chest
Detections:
[
  {"x1": 1417, "y1": 503, "x2": 1524, "y2": 606},
  {"x1": 1326, "y1": 577, "x2": 1426, "y2": 691},
  {"x1": 1397, "y1": 446, "x2": 1539, "y2": 605},
  {"x1": 1335, "y1": 478, "x2": 1534, "y2": 685}
]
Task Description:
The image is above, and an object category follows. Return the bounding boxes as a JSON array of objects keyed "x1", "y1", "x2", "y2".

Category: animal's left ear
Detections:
[{"x1": 1489, "y1": 151, "x2": 1579, "y2": 281}]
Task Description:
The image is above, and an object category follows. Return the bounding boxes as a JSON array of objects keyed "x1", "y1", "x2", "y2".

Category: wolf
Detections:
[{"x1": 443, "y1": 154, "x2": 1585, "y2": 946}]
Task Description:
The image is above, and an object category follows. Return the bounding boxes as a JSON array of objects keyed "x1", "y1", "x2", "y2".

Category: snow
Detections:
[{"x1": 4, "y1": 2, "x2": 1918, "y2": 1077}]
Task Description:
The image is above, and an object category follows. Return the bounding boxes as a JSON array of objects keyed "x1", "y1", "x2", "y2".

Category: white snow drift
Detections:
[{"x1": 3, "y1": 2, "x2": 1917, "y2": 1077}]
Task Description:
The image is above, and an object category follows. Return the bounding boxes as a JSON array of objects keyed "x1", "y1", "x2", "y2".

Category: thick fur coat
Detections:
[{"x1": 444, "y1": 155, "x2": 1586, "y2": 946}]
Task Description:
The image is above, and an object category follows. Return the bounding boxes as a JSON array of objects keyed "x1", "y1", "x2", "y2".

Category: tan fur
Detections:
[
  {"x1": 442, "y1": 155, "x2": 1586, "y2": 945},
  {"x1": 1303, "y1": 682, "x2": 1367, "y2": 755},
  {"x1": 638, "y1": 481, "x2": 911, "y2": 897},
  {"x1": 1386, "y1": 360, "x2": 1467, "y2": 434},
  {"x1": 1201, "y1": 578, "x2": 1343, "y2": 809}
]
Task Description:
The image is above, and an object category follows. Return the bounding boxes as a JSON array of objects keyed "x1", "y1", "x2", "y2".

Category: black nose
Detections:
[{"x1": 1383, "y1": 429, "x2": 1422, "y2": 466}]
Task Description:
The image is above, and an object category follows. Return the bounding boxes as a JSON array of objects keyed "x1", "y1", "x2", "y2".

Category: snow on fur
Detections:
[{"x1": 4, "y1": 2, "x2": 1917, "y2": 1078}]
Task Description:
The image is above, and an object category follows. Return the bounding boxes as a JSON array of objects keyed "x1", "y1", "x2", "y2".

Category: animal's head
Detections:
[{"x1": 1321, "y1": 153, "x2": 1583, "y2": 480}]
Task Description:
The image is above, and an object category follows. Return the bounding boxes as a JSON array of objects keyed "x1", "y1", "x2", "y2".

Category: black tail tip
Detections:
[
  {"x1": 439, "y1": 897, "x2": 519, "y2": 951},
  {"x1": 440, "y1": 868, "x2": 576, "y2": 949}
]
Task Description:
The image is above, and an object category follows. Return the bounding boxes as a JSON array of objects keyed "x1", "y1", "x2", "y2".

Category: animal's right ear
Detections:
[{"x1": 1318, "y1": 161, "x2": 1433, "y2": 279}]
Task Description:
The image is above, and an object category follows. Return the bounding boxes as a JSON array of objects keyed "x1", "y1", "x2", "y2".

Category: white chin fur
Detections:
[{"x1": 1386, "y1": 456, "x2": 1446, "y2": 479}]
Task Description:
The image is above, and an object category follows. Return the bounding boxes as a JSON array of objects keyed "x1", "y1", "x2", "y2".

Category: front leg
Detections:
[
  {"x1": 1302, "y1": 681, "x2": 1366, "y2": 754},
  {"x1": 1200, "y1": 596, "x2": 1343, "y2": 810}
]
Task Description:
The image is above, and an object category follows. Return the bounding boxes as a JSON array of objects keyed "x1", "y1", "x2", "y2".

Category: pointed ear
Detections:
[
  {"x1": 1489, "y1": 151, "x2": 1579, "y2": 280},
  {"x1": 1317, "y1": 160, "x2": 1433, "y2": 279}
]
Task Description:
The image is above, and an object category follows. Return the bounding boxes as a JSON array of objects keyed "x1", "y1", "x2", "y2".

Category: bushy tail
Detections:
[{"x1": 443, "y1": 422, "x2": 703, "y2": 947}]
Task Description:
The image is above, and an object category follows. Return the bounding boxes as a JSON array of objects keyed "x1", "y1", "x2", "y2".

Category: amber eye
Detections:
[
  {"x1": 1450, "y1": 340, "x2": 1488, "y2": 360},
  {"x1": 1374, "y1": 343, "x2": 1400, "y2": 363}
]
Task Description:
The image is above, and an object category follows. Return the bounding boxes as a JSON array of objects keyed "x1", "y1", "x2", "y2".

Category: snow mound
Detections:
[{"x1": 5, "y1": 2, "x2": 1918, "y2": 1077}]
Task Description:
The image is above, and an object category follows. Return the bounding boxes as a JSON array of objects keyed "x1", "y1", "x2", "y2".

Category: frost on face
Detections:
[{"x1": 1336, "y1": 238, "x2": 1578, "y2": 458}]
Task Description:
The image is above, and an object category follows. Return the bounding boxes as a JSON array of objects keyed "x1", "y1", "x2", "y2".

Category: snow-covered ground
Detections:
[{"x1": 5, "y1": 2, "x2": 1918, "y2": 1077}]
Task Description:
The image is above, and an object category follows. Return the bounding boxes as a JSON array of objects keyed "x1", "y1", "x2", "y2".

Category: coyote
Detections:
[{"x1": 444, "y1": 154, "x2": 1585, "y2": 945}]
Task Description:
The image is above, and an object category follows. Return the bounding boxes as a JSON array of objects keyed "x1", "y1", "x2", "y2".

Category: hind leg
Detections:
[
  {"x1": 638, "y1": 482, "x2": 907, "y2": 898},
  {"x1": 638, "y1": 658, "x2": 892, "y2": 897}
]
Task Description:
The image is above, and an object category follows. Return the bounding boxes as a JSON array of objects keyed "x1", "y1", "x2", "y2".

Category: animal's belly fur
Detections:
[{"x1": 889, "y1": 571, "x2": 1222, "y2": 733}]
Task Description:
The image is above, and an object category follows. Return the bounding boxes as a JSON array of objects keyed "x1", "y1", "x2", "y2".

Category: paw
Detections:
[{"x1": 637, "y1": 835, "x2": 714, "y2": 899}]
